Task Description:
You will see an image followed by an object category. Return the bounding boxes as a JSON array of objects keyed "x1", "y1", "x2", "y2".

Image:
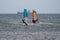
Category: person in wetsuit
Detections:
[
  {"x1": 22, "y1": 19, "x2": 28, "y2": 25},
  {"x1": 22, "y1": 9, "x2": 28, "y2": 25},
  {"x1": 32, "y1": 10, "x2": 38, "y2": 24}
]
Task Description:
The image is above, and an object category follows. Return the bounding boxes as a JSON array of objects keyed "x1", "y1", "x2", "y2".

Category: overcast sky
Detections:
[{"x1": 0, "y1": 0, "x2": 60, "y2": 13}]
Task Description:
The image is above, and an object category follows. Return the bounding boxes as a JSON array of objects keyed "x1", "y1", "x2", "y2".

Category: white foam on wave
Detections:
[
  {"x1": 9, "y1": 21, "x2": 20, "y2": 25},
  {"x1": 39, "y1": 22, "x2": 53, "y2": 25},
  {"x1": 9, "y1": 19, "x2": 22, "y2": 24},
  {"x1": 39, "y1": 22, "x2": 60, "y2": 26}
]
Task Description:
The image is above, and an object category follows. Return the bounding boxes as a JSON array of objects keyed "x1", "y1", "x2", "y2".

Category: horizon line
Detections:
[{"x1": 0, "y1": 13, "x2": 60, "y2": 14}]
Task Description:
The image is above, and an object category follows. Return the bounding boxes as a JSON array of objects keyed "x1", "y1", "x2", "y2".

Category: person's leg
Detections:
[
  {"x1": 32, "y1": 20, "x2": 35, "y2": 23},
  {"x1": 22, "y1": 19, "x2": 24, "y2": 23},
  {"x1": 35, "y1": 18, "x2": 38, "y2": 23}
]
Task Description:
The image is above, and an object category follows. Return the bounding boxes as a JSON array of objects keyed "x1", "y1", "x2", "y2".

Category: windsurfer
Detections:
[
  {"x1": 22, "y1": 9, "x2": 28, "y2": 25},
  {"x1": 32, "y1": 10, "x2": 38, "y2": 24}
]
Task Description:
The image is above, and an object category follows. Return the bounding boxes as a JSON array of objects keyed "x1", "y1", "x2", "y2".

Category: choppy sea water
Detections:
[{"x1": 0, "y1": 14, "x2": 60, "y2": 40}]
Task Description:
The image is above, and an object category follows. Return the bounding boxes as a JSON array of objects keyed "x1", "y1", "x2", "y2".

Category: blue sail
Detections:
[{"x1": 23, "y1": 9, "x2": 28, "y2": 18}]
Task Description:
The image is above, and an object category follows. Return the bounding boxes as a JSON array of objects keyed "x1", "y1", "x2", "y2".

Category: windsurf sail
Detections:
[
  {"x1": 23, "y1": 9, "x2": 28, "y2": 18},
  {"x1": 22, "y1": 9, "x2": 28, "y2": 25},
  {"x1": 32, "y1": 10, "x2": 38, "y2": 23}
]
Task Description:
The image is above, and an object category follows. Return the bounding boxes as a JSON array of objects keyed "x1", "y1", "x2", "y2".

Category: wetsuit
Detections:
[
  {"x1": 32, "y1": 18, "x2": 38, "y2": 23},
  {"x1": 22, "y1": 19, "x2": 28, "y2": 25}
]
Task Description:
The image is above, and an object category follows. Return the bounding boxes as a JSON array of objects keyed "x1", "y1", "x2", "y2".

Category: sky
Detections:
[{"x1": 0, "y1": 0, "x2": 60, "y2": 13}]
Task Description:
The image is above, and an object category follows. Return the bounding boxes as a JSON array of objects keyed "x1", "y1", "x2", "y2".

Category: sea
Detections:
[{"x1": 0, "y1": 13, "x2": 60, "y2": 40}]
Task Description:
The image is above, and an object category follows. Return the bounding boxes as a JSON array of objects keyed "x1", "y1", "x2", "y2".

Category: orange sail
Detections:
[{"x1": 32, "y1": 10, "x2": 38, "y2": 23}]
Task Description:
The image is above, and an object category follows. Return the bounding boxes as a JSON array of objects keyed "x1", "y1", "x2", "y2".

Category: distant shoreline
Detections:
[{"x1": 0, "y1": 13, "x2": 60, "y2": 14}]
